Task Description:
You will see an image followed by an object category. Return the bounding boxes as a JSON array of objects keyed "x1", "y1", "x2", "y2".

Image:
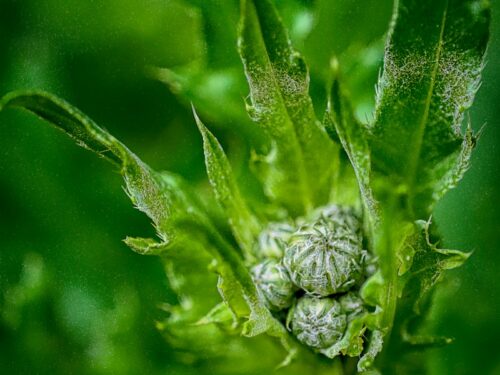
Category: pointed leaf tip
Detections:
[
  {"x1": 0, "y1": 90, "x2": 204, "y2": 246},
  {"x1": 193, "y1": 110, "x2": 260, "y2": 262},
  {"x1": 370, "y1": 0, "x2": 490, "y2": 218}
]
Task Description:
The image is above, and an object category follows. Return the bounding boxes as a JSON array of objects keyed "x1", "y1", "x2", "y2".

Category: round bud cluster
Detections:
[{"x1": 250, "y1": 205, "x2": 370, "y2": 353}]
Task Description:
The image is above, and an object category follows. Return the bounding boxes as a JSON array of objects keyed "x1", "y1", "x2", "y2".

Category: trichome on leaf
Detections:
[{"x1": 0, "y1": 0, "x2": 490, "y2": 373}]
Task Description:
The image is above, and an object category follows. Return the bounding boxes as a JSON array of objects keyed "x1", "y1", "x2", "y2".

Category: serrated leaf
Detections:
[
  {"x1": 402, "y1": 219, "x2": 470, "y2": 316},
  {"x1": 238, "y1": 0, "x2": 338, "y2": 215},
  {"x1": 0, "y1": 90, "x2": 237, "y2": 357},
  {"x1": 433, "y1": 125, "x2": 477, "y2": 203},
  {"x1": 194, "y1": 109, "x2": 261, "y2": 262},
  {"x1": 174, "y1": 217, "x2": 298, "y2": 365},
  {"x1": 0, "y1": 89, "x2": 298, "y2": 366},
  {"x1": 370, "y1": 0, "x2": 490, "y2": 218},
  {"x1": 0, "y1": 91, "x2": 203, "y2": 243},
  {"x1": 380, "y1": 218, "x2": 470, "y2": 362},
  {"x1": 360, "y1": 213, "x2": 470, "y2": 369}
]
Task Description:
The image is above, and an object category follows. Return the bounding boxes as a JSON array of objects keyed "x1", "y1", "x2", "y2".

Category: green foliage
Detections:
[
  {"x1": 194, "y1": 109, "x2": 261, "y2": 262},
  {"x1": 369, "y1": 0, "x2": 490, "y2": 219},
  {"x1": 0, "y1": 89, "x2": 300, "y2": 371},
  {"x1": 238, "y1": 0, "x2": 338, "y2": 215},
  {"x1": 0, "y1": 0, "x2": 492, "y2": 374}
]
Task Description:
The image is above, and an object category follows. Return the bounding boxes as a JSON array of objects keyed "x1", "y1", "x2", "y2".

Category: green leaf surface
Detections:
[
  {"x1": 325, "y1": 61, "x2": 378, "y2": 227},
  {"x1": 375, "y1": 218, "x2": 470, "y2": 371},
  {"x1": 370, "y1": 0, "x2": 490, "y2": 218},
  {"x1": 195, "y1": 302, "x2": 235, "y2": 327},
  {"x1": 320, "y1": 314, "x2": 367, "y2": 359},
  {"x1": 238, "y1": 0, "x2": 338, "y2": 215},
  {"x1": 194, "y1": 109, "x2": 261, "y2": 262},
  {"x1": 399, "y1": 219, "x2": 470, "y2": 318},
  {"x1": 0, "y1": 90, "x2": 236, "y2": 358},
  {"x1": 0, "y1": 91, "x2": 201, "y2": 243},
  {"x1": 0, "y1": 89, "x2": 298, "y2": 369},
  {"x1": 173, "y1": 218, "x2": 298, "y2": 366},
  {"x1": 358, "y1": 329, "x2": 384, "y2": 372}
]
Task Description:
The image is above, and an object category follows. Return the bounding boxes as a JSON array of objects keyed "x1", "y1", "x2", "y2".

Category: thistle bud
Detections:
[
  {"x1": 255, "y1": 222, "x2": 295, "y2": 259},
  {"x1": 339, "y1": 292, "x2": 365, "y2": 319},
  {"x1": 287, "y1": 295, "x2": 347, "y2": 350},
  {"x1": 283, "y1": 205, "x2": 364, "y2": 296},
  {"x1": 250, "y1": 259, "x2": 296, "y2": 311}
]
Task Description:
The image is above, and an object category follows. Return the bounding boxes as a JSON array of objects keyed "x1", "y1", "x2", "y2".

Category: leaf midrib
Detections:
[
  {"x1": 245, "y1": 1, "x2": 313, "y2": 213},
  {"x1": 405, "y1": 1, "x2": 449, "y2": 207}
]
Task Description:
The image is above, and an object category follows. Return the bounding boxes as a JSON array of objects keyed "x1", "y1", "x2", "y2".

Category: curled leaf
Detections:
[{"x1": 0, "y1": 91, "x2": 201, "y2": 243}]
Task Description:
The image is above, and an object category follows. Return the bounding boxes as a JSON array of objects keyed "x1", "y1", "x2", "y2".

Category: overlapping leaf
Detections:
[
  {"x1": 325, "y1": 64, "x2": 378, "y2": 228},
  {"x1": 369, "y1": 0, "x2": 490, "y2": 219},
  {"x1": 395, "y1": 220, "x2": 470, "y2": 346},
  {"x1": 238, "y1": 0, "x2": 338, "y2": 215},
  {"x1": 0, "y1": 90, "x2": 297, "y2": 365},
  {"x1": 194, "y1": 110, "x2": 261, "y2": 262}
]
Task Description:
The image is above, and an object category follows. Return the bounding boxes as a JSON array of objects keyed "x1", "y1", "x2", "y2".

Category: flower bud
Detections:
[
  {"x1": 283, "y1": 205, "x2": 364, "y2": 296},
  {"x1": 255, "y1": 222, "x2": 295, "y2": 259},
  {"x1": 287, "y1": 295, "x2": 347, "y2": 350},
  {"x1": 250, "y1": 259, "x2": 296, "y2": 311},
  {"x1": 339, "y1": 292, "x2": 365, "y2": 319}
]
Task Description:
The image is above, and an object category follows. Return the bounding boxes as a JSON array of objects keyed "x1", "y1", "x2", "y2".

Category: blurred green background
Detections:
[{"x1": 0, "y1": 0, "x2": 498, "y2": 374}]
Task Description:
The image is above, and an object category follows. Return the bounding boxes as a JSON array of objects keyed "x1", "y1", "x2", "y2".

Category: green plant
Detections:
[{"x1": 0, "y1": 0, "x2": 490, "y2": 373}]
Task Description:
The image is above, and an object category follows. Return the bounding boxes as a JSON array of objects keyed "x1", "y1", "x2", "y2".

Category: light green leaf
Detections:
[
  {"x1": 195, "y1": 302, "x2": 235, "y2": 327},
  {"x1": 370, "y1": 0, "x2": 490, "y2": 218},
  {"x1": 174, "y1": 217, "x2": 298, "y2": 365},
  {"x1": 402, "y1": 219, "x2": 470, "y2": 316},
  {"x1": 123, "y1": 237, "x2": 170, "y2": 256},
  {"x1": 238, "y1": 0, "x2": 338, "y2": 215},
  {"x1": 378, "y1": 218, "x2": 470, "y2": 363},
  {"x1": 194, "y1": 109, "x2": 261, "y2": 262},
  {"x1": 325, "y1": 59, "x2": 378, "y2": 226},
  {"x1": 0, "y1": 90, "x2": 300, "y2": 368},
  {"x1": 0, "y1": 90, "x2": 201, "y2": 243},
  {"x1": 358, "y1": 329, "x2": 384, "y2": 372},
  {"x1": 0, "y1": 90, "x2": 238, "y2": 357},
  {"x1": 320, "y1": 314, "x2": 367, "y2": 359},
  {"x1": 360, "y1": 271, "x2": 385, "y2": 309},
  {"x1": 156, "y1": 241, "x2": 223, "y2": 354}
]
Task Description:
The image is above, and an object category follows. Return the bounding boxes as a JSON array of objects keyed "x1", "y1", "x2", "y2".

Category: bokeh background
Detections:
[{"x1": 0, "y1": 0, "x2": 498, "y2": 374}]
